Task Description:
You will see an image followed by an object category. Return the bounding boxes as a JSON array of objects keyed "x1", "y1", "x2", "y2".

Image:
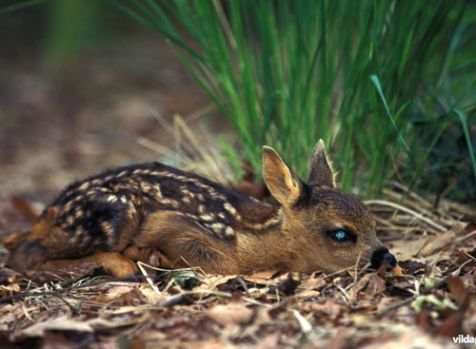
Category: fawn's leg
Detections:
[
  {"x1": 7, "y1": 201, "x2": 140, "y2": 275},
  {"x1": 134, "y1": 211, "x2": 239, "y2": 274},
  {"x1": 38, "y1": 252, "x2": 138, "y2": 277},
  {"x1": 123, "y1": 245, "x2": 175, "y2": 269}
]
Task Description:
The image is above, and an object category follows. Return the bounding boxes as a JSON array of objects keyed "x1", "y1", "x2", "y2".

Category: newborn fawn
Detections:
[{"x1": 5, "y1": 140, "x2": 396, "y2": 277}]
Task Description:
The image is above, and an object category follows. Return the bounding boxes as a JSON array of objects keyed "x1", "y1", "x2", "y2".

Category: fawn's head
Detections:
[{"x1": 262, "y1": 140, "x2": 396, "y2": 273}]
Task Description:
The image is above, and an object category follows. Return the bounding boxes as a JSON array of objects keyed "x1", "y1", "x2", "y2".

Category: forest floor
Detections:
[
  {"x1": 0, "y1": 27, "x2": 475, "y2": 349},
  {"x1": 0, "y1": 190, "x2": 475, "y2": 349}
]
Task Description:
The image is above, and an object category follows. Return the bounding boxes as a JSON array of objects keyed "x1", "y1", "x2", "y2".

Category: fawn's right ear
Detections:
[
  {"x1": 262, "y1": 146, "x2": 303, "y2": 206},
  {"x1": 308, "y1": 139, "x2": 336, "y2": 188}
]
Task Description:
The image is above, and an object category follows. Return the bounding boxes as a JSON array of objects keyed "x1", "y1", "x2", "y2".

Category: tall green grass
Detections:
[
  {"x1": 117, "y1": 1, "x2": 475, "y2": 195},
  {"x1": 44, "y1": 0, "x2": 103, "y2": 62}
]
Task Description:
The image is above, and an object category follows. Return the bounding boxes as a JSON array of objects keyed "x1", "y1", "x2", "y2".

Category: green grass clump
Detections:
[{"x1": 116, "y1": 0, "x2": 475, "y2": 197}]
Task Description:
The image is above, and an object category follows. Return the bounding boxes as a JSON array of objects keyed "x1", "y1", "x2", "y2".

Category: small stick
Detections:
[
  {"x1": 455, "y1": 230, "x2": 476, "y2": 243},
  {"x1": 136, "y1": 261, "x2": 161, "y2": 295},
  {"x1": 336, "y1": 285, "x2": 351, "y2": 304},
  {"x1": 365, "y1": 199, "x2": 446, "y2": 232},
  {"x1": 292, "y1": 309, "x2": 313, "y2": 334}
]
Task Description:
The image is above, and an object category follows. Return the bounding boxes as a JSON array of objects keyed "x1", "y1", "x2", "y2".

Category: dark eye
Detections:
[{"x1": 327, "y1": 229, "x2": 356, "y2": 243}]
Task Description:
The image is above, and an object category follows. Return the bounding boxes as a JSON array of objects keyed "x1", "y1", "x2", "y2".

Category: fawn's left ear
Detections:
[
  {"x1": 262, "y1": 146, "x2": 303, "y2": 206},
  {"x1": 308, "y1": 139, "x2": 337, "y2": 188}
]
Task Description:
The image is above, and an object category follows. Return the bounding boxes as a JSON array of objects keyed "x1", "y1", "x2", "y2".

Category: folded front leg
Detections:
[
  {"x1": 39, "y1": 251, "x2": 138, "y2": 277},
  {"x1": 123, "y1": 245, "x2": 175, "y2": 269},
  {"x1": 134, "y1": 211, "x2": 240, "y2": 274}
]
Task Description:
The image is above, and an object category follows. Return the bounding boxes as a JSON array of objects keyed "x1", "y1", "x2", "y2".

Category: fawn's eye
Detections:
[{"x1": 327, "y1": 229, "x2": 356, "y2": 243}]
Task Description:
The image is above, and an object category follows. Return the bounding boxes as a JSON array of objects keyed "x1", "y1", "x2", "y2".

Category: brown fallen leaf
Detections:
[
  {"x1": 435, "y1": 312, "x2": 464, "y2": 339},
  {"x1": 446, "y1": 275, "x2": 470, "y2": 310},
  {"x1": 398, "y1": 260, "x2": 428, "y2": 275},
  {"x1": 138, "y1": 285, "x2": 164, "y2": 303},
  {"x1": 98, "y1": 286, "x2": 148, "y2": 306},
  {"x1": 349, "y1": 273, "x2": 386, "y2": 303},
  {"x1": 420, "y1": 231, "x2": 455, "y2": 257},
  {"x1": 0, "y1": 304, "x2": 24, "y2": 329},
  {"x1": 199, "y1": 275, "x2": 238, "y2": 291},
  {"x1": 301, "y1": 273, "x2": 327, "y2": 291},
  {"x1": 295, "y1": 290, "x2": 320, "y2": 299},
  {"x1": 310, "y1": 299, "x2": 343, "y2": 321},
  {"x1": 242, "y1": 270, "x2": 278, "y2": 285},
  {"x1": 460, "y1": 266, "x2": 476, "y2": 292},
  {"x1": 253, "y1": 332, "x2": 280, "y2": 349},
  {"x1": 13, "y1": 316, "x2": 93, "y2": 340},
  {"x1": 205, "y1": 302, "x2": 254, "y2": 327},
  {"x1": 391, "y1": 238, "x2": 427, "y2": 261},
  {"x1": 416, "y1": 309, "x2": 432, "y2": 333},
  {"x1": 241, "y1": 307, "x2": 273, "y2": 337},
  {"x1": 329, "y1": 327, "x2": 347, "y2": 349}
]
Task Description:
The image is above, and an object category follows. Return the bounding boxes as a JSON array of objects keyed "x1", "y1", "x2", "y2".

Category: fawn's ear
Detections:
[
  {"x1": 308, "y1": 139, "x2": 336, "y2": 188},
  {"x1": 262, "y1": 146, "x2": 303, "y2": 206}
]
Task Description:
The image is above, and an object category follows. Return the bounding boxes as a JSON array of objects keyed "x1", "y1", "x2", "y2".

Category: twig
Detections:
[
  {"x1": 50, "y1": 293, "x2": 79, "y2": 316},
  {"x1": 336, "y1": 285, "x2": 351, "y2": 304},
  {"x1": 292, "y1": 309, "x2": 313, "y2": 334},
  {"x1": 455, "y1": 229, "x2": 476, "y2": 243},
  {"x1": 451, "y1": 259, "x2": 475, "y2": 277},
  {"x1": 137, "y1": 261, "x2": 161, "y2": 295},
  {"x1": 21, "y1": 303, "x2": 33, "y2": 321},
  {"x1": 364, "y1": 199, "x2": 446, "y2": 232}
]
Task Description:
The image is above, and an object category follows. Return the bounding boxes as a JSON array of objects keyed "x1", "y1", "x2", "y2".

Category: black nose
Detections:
[{"x1": 370, "y1": 247, "x2": 397, "y2": 269}]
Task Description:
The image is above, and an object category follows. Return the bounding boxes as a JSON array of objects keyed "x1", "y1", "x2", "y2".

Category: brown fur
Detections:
[{"x1": 4, "y1": 140, "x2": 394, "y2": 277}]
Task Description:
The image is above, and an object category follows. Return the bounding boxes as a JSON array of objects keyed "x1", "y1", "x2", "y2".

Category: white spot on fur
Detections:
[
  {"x1": 200, "y1": 214, "x2": 214, "y2": 221},
  {"x1": 225, "y1": 226, "x2": 234, "y2": 237},
  {"x1": 78, "y1": 181, "x2": 90, "y2": 191},
  {"x1": 107, "y1": 195, "x2": 117, "y2": 203},
  {"x1": 65, "y1": 216, "x2": 74, "y2": 226},
  {"x1": 223, "y1": 203, "x2": 238, "y2": 216},
  {"x1": 209, "y1": 223, "x2": 225, "y2": 233},
  {"x1": 140, "y1": 182, "x2": 151, "y2": 192},
  {"x1": 63, "y1": 201, "x2": 74, "y2": 212}
]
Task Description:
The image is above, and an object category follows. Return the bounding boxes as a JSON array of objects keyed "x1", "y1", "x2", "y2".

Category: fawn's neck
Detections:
[{"x1": 235, "y1": 208, "x2": 307, "y2": 273}]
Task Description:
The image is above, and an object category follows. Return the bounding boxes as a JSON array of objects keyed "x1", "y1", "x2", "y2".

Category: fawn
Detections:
[{"x1": 4, "y1": 140, "x2": 396, "y2": 277}]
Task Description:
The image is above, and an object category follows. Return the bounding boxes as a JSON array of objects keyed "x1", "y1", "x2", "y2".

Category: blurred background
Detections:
[
  {"x1": 0, "y1": 1, "x2": 217, "y2": 202},
  {"x1": 0, "y1": 0, "x2": 475, "y2": 208}
]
